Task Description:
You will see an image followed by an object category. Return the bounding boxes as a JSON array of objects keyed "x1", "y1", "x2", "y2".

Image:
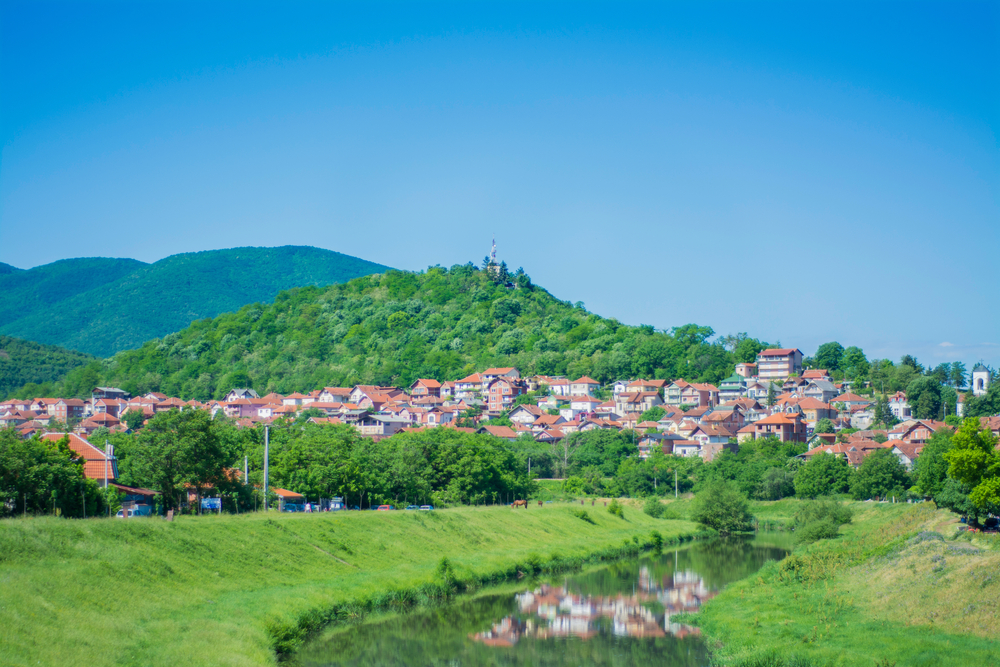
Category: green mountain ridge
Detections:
[
  {"x1": 0, "y1": 246, "x2": 391, "y2": 357},
  {"x1": 31, "y1": 264, "x2": 759, "y2": 401}
]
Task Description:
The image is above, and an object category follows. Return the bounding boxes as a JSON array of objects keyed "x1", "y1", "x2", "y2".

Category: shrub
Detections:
[
  {"x1": 607, "y1": 498, "x2": 624, "y2": 518},
  {"x1": 690, "y1": 480, "x2": 753, "y2": 534},
  {"x1": 571, "y1": 509, "x2": 595, "y2": 524},
  {"x1": 649, "y1": 530, "x2": 664, "y2": 552},
  {"x1": 643, "y1": 497, "x2": 665, "y2": 518},
  {"x1": 793, "y1": 499, "x2": 853, "y2": 543}
]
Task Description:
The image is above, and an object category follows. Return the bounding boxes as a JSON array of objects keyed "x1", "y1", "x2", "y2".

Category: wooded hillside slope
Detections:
[{"x1": 62, "y1": 264, "x2": 759, "y2": 400}]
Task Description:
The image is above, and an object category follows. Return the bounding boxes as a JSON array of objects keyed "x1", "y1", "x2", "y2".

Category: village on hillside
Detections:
[{"x1": 2, "y1": 347, "x2": 996, "y2": 490}]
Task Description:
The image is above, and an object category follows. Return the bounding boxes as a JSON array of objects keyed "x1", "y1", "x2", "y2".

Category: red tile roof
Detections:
[{"x1": 758, "y1": 348, "x2": 800, "y2": 357}]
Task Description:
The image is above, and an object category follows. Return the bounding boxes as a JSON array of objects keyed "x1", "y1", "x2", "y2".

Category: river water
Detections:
[{"x1": 297, "y1": 535, "x2": 792, "y2": 667}]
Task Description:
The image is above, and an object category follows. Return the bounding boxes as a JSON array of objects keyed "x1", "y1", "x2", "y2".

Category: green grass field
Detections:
[
  {"x1": 0, "y1": 502, "x2": 700, "y2": 667},
  {"x1": 687, "y1": 502, "x2": 1000, "y2": 667}
]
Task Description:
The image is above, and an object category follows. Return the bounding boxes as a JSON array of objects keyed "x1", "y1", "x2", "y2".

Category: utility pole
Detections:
[
  {"x1": 528, "y1": 457, "x2": 531, "y2": 478},
  {"x1": 244, "y1": 455, "x2": 248, "y2": 484},
  {"x1": 674, "y1": 469, "x2": 678, "y2": 499},
  {"x1": 263, "y1": 424, "x2": 270, "y2": 512}
]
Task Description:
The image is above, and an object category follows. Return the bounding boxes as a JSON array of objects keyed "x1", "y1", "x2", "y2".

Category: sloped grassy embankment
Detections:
[
  {"x1": 0, "y1": 502, "x2": 702, "y2": 667},
  {"x1": 684, "y1": 502, "x2": 1000, "y2": 666}
]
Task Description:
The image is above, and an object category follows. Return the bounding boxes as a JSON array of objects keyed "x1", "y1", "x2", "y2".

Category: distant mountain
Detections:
[
  {"x1": 0, "y1": 262, "x2": 22, "y2": 275},
  {"x1": 33, "y1": 265, "x2": 746, "y2": 401},
  {"x1": 0, "y1": 336, "x2": 97, "y2": 399},
  {"x1": 0, "y1": 246, "x2": 392, "y2": 357}
]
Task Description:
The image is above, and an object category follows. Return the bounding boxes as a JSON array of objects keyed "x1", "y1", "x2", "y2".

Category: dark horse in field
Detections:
[{"x1": 512, "y1": 499, "x2": 528, "y2": 509}]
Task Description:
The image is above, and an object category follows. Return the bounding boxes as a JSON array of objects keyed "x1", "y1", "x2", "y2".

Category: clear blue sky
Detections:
[{"x1": 2, "y1": 1, "x2": 997, "y2": 369}]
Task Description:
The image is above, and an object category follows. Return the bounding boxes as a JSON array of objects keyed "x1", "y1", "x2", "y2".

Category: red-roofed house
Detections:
[
  {"x1": 830, "y1": 393, "x2": 871, "y2": 410},
  {"x1": 753, "y1": 413, "x2": 807, "y2": 442},
  {"x1": 318, "y1": 387, "x2": 352, "y2": 403},
  {"x1": 410, "y1": 379, "x2": 442, "y2": 398},
  {"x1": 570, "y1": 376, "x2": 601, "y2": 396},
  {"x1": 455, "y1": 374, "x2": 484, "y2": 399},
  {"x1": 486, "y1": 377, "x2": 526, "y2": 415},
  {"x1": 796, "y1": 398, "x2": 836, "y2": 424},
  {"x1": 54, "y1": 399, "x2": 86, "y2": 423},
  {"x1": 481, "y1": 367, "x2": 520, "y2": 383},
  {"x1": 680, "y1": 383, "x2": 719, "y2": 408},
  {"x1": 40, "y1": 433, "x2": 117, "y2": 484},
  {"x1": 755, "y1": 349, "x2": 804, "y2": 381}
]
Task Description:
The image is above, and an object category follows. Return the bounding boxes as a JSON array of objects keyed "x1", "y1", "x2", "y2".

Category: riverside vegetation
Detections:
[
  {"x1": 676, "y1": 501, "x2": 1000, "y2": 667},
  {"x1": 0, "y1": 502, "x2": 706, "y2": 667}
]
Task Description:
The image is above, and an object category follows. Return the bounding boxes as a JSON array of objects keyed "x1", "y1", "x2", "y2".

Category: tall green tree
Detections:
[
  {"x1": 840, "y1": 346, "x2": 870, "y2": 380},
  {"x1": 814, "y1": 418, "x2": 836, "y2": 434},
  {"x1": 944, "y1": 418, "x2": 1000, "y2": 513},
  {"x1": 0, "y1": 430, "x2": 105, "y2": 517},
  {"x1": 850, "y1": 449, "x2": 910, "y2": 500},
  {"x1": 794, "y1": 452, "x2": 853, "y2": 498},
  {"x1": 128, "y1": 409, "x2": 236, "y2": 511},
  {"x1": 914, "y1": 428, "x2": 953, "y2": 496},
  {"x1": 949, "y1": 362, "x2": 967, "y2": 389},
  {"x1": 905, "y1": 376, "x2": 942, "y2": 419},
  {"x1": 814, "y1": 342, "x2": 845, "y2": 371}
]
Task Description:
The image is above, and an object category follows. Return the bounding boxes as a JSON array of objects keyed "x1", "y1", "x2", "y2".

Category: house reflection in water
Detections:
[{"x1": 469, "y1": 558, "x2": 716, "y2": 647}]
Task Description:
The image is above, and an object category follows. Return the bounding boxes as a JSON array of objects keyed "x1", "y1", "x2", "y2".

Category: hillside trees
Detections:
[{"x1": 47, "y1": 266, "x2": 741, "y2": 400}]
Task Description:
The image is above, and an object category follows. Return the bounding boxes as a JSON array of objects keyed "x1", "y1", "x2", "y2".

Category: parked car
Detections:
[
  {"x1": 419, "y1": 505, "x2": 435, "y2": 511},
  {"x1": 405, "y1": 505, "x2": 420, "y2": 510},
  {"x1": 282, "y1": 503, "x2": 305, "y2": 512},
  {"x1": 376, "y1": 505, "x2": 394, "y2": 511},
  {"x1": 115, "y1": 504, "x2": 152, "y2": 518}
]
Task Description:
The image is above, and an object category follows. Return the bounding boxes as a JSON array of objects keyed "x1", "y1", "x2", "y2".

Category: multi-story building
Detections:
[
  {"x1": 755, "y1": 348, "x2": 804, "y2": 381},
  {"x1": 486, "y1": 377, "x2": 526, "y2": 415}
]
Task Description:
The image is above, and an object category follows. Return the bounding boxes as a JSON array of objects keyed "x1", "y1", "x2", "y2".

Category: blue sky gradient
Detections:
[{"x1": 1, "y1": 1, "x2": 997, "y2": 368}]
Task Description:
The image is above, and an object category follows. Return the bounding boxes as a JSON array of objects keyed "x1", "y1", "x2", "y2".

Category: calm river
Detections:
[{"x1": 297, "y1": 535, "x2": 792, "y2": 667}]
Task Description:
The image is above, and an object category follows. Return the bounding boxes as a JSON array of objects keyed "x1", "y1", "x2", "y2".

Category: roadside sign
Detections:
[{"x1": 201, "y1": 498, "x2": 222, "y2": 510}]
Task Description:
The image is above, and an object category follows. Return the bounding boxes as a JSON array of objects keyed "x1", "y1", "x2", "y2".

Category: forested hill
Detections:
[
  {"x1": 0, "y1": 336, "x2": 97, "y2": 399},
  {"x1": 0, "y1": 246, "x2": 391, "y2": 357},
  {"x1": 44, "y1": 264, "x2": 765, "y2": 401}
]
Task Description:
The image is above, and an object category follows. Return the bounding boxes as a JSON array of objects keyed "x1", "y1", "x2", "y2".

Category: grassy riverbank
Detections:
[
  {"x1": 0, "y1": 502, "x2": 701, "y2": 667},
  {"x1": 687, "y1": 502, "x2": 1000, "y2": 666}
]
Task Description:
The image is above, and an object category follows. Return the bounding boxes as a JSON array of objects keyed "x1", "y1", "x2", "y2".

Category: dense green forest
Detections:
[
  {"x1": 31, "y1": 263, "x2": 764, "y2": 400},
  {"x1": 0, "y1": 246, "x2": 391, "y2": 357},
  {"x1": 0, "y1": 336, "x2": 96, "y2": 399}
]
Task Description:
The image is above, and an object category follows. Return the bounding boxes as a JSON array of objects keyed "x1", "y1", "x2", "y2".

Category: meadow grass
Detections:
[
  {"x1": 0, "y1": 502, "x2": 700, "y2": 667},
  {"x1": 686, "y1": 502, "x2": 1000, "y2": 666}
]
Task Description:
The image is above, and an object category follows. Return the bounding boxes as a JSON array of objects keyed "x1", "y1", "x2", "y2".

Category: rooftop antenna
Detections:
[{"x1": 490, "y1": 235, "x2": 497, "y2": 265}]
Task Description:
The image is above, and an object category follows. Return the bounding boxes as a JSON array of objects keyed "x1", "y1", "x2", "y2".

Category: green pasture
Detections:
[{"x1": 0, "y1": 502, "x2": 698, "y2": 667}]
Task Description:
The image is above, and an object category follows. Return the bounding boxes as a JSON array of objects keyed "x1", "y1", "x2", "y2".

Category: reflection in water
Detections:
[
  {"x1": 298, "y1": 536, "x2": 790, "y2": 667},
  {"x1": 470, "y1": 562, "x2": 713, "y2": 647}
]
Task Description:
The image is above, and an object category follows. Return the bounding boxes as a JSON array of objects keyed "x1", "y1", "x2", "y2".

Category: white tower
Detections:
[{"x1": 972, "y1": 364, "x2": 990, "y2": 397}]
